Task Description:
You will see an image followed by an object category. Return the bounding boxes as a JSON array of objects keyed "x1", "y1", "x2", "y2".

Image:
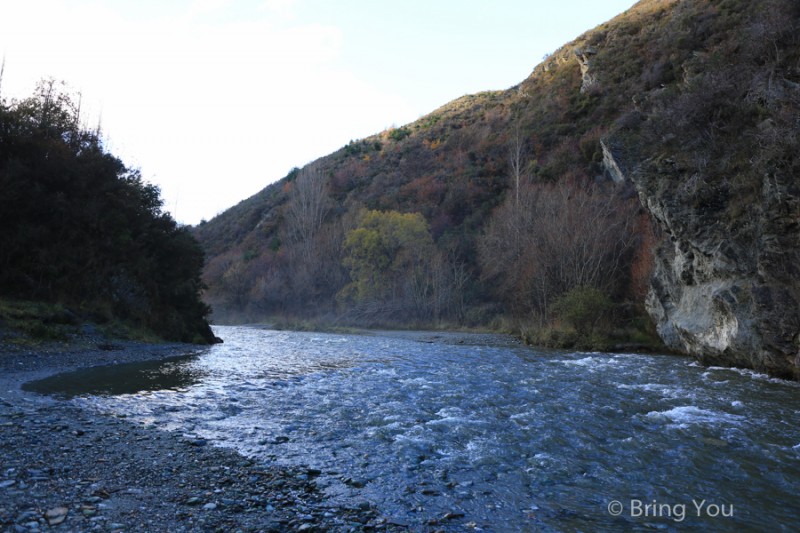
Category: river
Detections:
[{"x1": 25, "y1": 326, "x2": 800, "y2": 531}]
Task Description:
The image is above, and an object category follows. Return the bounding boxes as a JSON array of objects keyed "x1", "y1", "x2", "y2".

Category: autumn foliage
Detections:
[{"x1": 193, "y1": 0, "x2": 797, "y2": 346}]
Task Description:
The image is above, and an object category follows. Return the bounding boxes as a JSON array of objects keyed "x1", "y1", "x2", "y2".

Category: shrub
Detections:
[
  {"x1": 389, "y1": 127, "x2": 411, "y2": 142},
  {"x1": 552, "y1": 286, "x2": 613, "y2": 336}
]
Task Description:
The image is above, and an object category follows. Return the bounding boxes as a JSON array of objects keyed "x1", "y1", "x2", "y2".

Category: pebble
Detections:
[
  {"x1": 45, "y1": 506, "x2": 69, "y2": 525},
  {"x1": 0, "y1": 338, "x2": 419, "y2": 532}
]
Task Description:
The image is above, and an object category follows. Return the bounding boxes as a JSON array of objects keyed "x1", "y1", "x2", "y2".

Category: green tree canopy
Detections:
[
  {"x1": 340, "y1": 210, "x2": 434, "y2": 313},
  {"x1": 0, "y1": 80, "x2": 215, "y2": 343}
]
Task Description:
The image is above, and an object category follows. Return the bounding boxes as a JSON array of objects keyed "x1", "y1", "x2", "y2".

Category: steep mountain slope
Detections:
[
  {"x1": 612, "y1": 1, "x2": 800, "y2": 377},
  {"x1": 195, "y1": 0, "x2": 800, "y2": 377}
]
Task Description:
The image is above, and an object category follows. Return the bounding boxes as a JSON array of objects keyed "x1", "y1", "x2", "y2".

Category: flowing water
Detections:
[{"x1": 25, "y1": 326, "x2": 800, "y2": 531}]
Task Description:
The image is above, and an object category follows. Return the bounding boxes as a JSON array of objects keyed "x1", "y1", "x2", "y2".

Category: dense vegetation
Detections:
[
  {"x1": 194, "y1": 0, "x2": 798, "y2": 348},
  {"x1": 0, "y1": 80, "x2": 217, "y2": 344}
]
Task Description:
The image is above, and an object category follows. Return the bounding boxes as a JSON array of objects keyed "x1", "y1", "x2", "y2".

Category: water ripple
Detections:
[{"x1": 28, "y1": 326, "x2": 800, "y2": 532}]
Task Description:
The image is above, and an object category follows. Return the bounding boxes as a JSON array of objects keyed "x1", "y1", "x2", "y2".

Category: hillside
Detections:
[
  {"x1": 195, "y1": 0, "x2": 800, "y2": 376},
  {"x1": 0, "y1": 80, "x2": 218, "y2": 344}
]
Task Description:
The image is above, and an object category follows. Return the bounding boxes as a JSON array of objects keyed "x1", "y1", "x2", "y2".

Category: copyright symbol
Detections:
[{"x1": 608, "y1": 500, "x2": 624, "y2": 516}]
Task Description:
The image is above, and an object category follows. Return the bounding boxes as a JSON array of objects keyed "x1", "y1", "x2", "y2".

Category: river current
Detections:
[{"x1": 27, "y1": 326, "x2": 800, "y2": 531}]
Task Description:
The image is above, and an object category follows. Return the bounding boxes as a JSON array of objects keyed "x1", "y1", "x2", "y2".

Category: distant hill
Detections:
[
  {"x1": 0, "y1": 80, "x2": 217, "y2": 344},
  {"x1": 194, "y1": 0, "x2": 800, "y2": 377}
]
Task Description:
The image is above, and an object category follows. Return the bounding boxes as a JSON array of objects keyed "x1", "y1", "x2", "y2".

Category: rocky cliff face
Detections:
[
  {"x1": 590, "y1": 0, "x2": 800, "y2": 379},
  {"x1": 629, "y1": 158, "x2": 800, "y2": 379}
]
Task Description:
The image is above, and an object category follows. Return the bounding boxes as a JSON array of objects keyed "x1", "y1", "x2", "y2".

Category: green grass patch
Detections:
[
  {"x1": 0, "y1": 298, "x2": 78, "y2": 343},
  {"x1": 0, "y1": 297, "x2": 167, "y2": 346}
]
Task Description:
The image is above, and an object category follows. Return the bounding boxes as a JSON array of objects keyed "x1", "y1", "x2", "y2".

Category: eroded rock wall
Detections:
[{"x1": 631, "y1": 161, "x2": 800, "y2": 379}]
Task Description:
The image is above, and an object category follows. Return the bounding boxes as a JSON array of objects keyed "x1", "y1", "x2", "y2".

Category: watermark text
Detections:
[{"x1": 607, "y1": 499, "x2": 734, "y2": 522}]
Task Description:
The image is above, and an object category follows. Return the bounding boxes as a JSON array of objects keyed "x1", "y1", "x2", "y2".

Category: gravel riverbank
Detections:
[{"x1": 0, "y1": 338, "x2": 409, "y2": 533}]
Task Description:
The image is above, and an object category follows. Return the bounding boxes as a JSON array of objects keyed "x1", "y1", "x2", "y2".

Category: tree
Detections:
[
  {"x1": 508, "y1": 120, "x2": 530, "y2": 207},
  {"x1": 284, "y1": 166, "x2": 330, "y2": 260},
  {"x1": 478, "y1": 180, "x2": 637, "y2": 321},
  {"x1": 0, "y1": 55, "x2": 5, "y2": 101},
  {"x1": 282, "y1": 166, "x2": 347, "y2": 308},
  {"x1": 339, "y1": 210, "x2": 435, "y2": 322},
  {"x1": 0, "y1": 80, "x2": 215, "y2": 343}
]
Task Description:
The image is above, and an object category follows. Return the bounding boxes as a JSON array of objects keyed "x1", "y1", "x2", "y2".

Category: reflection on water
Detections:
[
  {"x1": 23, "y1": 355, "x2": 205, "y2": 398},
  {"x1": 27, "y1": 326, "x2": 800, "y2": 531}
]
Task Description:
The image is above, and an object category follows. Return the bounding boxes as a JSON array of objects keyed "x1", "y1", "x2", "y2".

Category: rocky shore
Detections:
[{"x1": 0, "y1": 339, "x2": 408, "y2": 533}]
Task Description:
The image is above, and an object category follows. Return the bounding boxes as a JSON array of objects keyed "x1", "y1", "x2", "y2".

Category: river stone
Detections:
[{"x1": 44, "y1": 506, "x2": 68, "y2": 525}]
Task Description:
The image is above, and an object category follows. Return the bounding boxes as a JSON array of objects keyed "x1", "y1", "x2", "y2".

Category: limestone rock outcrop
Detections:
[
  {"x1": 574, "y1": 46, "x2": 599, "y2": 94},
  {"x1": 600, "y1": 139, "x2": 626, "y2": 184},
  {"x1": 630, "y1": 159, "x2": 800, "y2": 379}
]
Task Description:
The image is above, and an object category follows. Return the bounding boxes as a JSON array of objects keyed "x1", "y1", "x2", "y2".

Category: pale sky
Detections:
[{"x1": 0, "y1": 0, "x2": 637, "y2": 224}]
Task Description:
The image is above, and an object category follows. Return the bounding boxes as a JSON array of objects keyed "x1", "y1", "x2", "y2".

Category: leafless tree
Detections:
[
  {"x1": 221, "y1": 260, "x2": 251, "y2": 311},
  {"x1": 479, "y1": 180, "x2": 636, "y2": 320},
  {"x1": 508, "y1": 121, "x2": 529, "y2": 207},
  {"x1": 429, "y1": 250, "x2": 470, "y2": 321},
  {"x1": 534, "y1": 182, "x2": 635, "y2": 295},
  {"x1": 284, "y1": 167, "x2": 330, "y2": 262},
  {"x1": 0, "y1": 55, "x2": 5, "y2": 100}
]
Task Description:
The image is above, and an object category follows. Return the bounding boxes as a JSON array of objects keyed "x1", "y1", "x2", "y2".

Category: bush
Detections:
[
  {"x1": 552, "y1": 286, "x2": 613, "y2": 336},
  {"x1": 389, "y1": 127, "x2": 410, "y2": 142}
]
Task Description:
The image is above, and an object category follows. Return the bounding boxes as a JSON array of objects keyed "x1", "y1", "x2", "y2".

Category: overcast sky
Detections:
[{"x1": 0, "y1": 0, "x2": 637, "y2": 224}]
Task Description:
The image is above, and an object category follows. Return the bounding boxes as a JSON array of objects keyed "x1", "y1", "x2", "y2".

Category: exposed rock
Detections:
[
  {"x1": 44, "y1": 507, "x2": 68, "y2": 526},
  {"x1": 630, "y1": 158, "x2": 800, "y2": 379},
  {"x1": 600, "y1": 139, "x2": 626, "y2": 183},
  {"x1": 574, "y1": 46, "x2": 599, "y2": 94}
]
